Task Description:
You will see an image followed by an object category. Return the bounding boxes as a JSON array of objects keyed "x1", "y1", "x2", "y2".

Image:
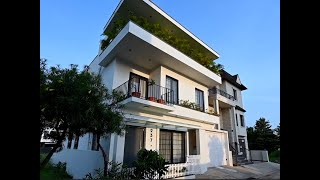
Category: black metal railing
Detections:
[
  {"x1": 209, "y1": 87, "x2": 235, "y2": 101},
  {"x1": 113, "y1": 77, "x2": 175, "y2": 105}
]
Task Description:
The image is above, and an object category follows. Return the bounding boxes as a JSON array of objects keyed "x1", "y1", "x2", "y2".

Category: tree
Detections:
[
  {"x1": 247, "y1": 118, "x2": 279, "y2": 153},
  {"x1": 40, "y1": 58, "x2": 47, "y2": 141},
  {"x1": 86, "y1": 89, "x2": 126, "y2": 176},
  {"x1": 274, "y1": 123, "x2": 280, "y2": 138},
  {"x1": 40, "y1": 60, "x2": 126, "y2": 170},
  {"x1": 246, "y1": 126, "x2": 257, "y2": 150}
]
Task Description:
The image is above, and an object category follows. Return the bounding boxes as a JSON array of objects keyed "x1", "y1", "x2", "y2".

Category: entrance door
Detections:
[
  {"x1": 238, "y1": 139, "x2": 246, "y2": 158},
  {"x1": 129, "y1": 72, "x2": 148, "y2": 99}
]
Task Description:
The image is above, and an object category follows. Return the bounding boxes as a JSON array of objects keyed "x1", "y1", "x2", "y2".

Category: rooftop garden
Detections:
[{"x1": 101, "y1": 12, "x2": 224, "y2": 75}]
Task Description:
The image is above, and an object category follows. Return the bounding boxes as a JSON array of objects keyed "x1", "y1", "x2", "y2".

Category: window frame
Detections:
[
  {"x1": 195, "y1": 88, "x2": 205, "y2": 112},
  {"x1": 240, "y1": 115, "x2": 245, "y2": 127},
  {"x1": 159, "y1": 130, "x2": 186, "y2": 164},
  {"x1": 235, "y1": 113, "x2": 238, "y2": 126},
  {"x1": 166, "y1": 75, "x2": 179, "y2": 104},
  {"x1": 233, "y1": 88, "x2": 237, "y2": 100}
]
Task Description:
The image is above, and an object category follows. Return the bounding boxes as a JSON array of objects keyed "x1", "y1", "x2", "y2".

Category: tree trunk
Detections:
[
  {"x1": 98, "y1": 142, "x2": 109, "y2": 176},
  {"x1": 40, "y1": 129, "x2": 66, "y2": 169}
]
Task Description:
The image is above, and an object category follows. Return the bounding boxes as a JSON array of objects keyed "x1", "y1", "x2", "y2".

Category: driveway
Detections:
[{"x1": 196, "y1": 162, "x2": 280, "y2": 179}]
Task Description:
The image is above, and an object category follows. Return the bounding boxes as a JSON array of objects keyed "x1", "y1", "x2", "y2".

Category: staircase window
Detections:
[
  {"x1": 240, "y1": 115, "x2": 245, "y2": 127},
  {"x1": 236, "y1": 114, "x2": 238, "y2": 126},
  {"x1": 233, "y1": 89, "x2": 237, "y2": 100}
]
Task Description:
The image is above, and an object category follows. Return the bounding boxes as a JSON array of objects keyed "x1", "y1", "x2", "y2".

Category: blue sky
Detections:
[{"x1": 40, "y1": 0, "x2": 280, "y2": 128}]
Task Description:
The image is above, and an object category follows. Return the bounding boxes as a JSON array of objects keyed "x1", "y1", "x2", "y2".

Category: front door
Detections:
[{"x1": 238, "y1": 139, "x2": 246, "y2": 158}]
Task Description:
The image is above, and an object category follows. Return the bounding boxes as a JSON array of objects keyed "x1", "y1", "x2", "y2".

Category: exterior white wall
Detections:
[
  {"x1": 51, "y1": 149, "x2": 104, "y2": 179},
  {"x1": 160, "y1": 66, "x2": 209, "y2": 112},
  {"x1": 61, "y1": 133, "x2": 110, "y2": 151},
  {"x1": 113, "y1": 58, "x2": 150, "y2": 89},
  {"x1": 250, "y1": 150, "x2": 269, "y2": 162},
  {"x1": 201, "y1": 130, "x2": 229, "y2": 170},
  {"x1": 150, "y1": 66, "x2": 161, "y2": 85},
  {"x1": 222, "y1": 81, "x2": 244, "y2": 108},
  {"x1": 88, "y1": 55, "x2": 101, "y2": 75},
  {"x1": 235, "y1": 110, "x2": 247, "y2": 136}
]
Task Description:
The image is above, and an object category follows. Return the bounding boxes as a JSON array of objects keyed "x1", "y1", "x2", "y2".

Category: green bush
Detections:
[
  {"x1": 84, "y1": 161, "x2": 131, "y2": 180},
  {"x1": 101, "y1": 13, "x2": 223, "y2": 75},
  {"x1": 40, "y1": 153, "x2": 73, "y2": 180},
  {"x1": 131, "y1": 149, "x2": 168, "y2": 179},
  {"x1": 269, "y1": 149, "x2": 280, "y2": 163}
]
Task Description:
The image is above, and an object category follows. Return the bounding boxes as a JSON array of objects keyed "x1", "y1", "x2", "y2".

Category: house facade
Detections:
[{"x1": 50, "y1": 0, "x2": 249, "y2": 179}]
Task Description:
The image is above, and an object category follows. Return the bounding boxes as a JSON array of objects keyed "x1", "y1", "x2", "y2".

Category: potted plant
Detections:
[
  {"x1": 148, "y1": 79, "x2": 155, "y2": 86},
  {"x1": 148, "y1": 96, "x2": 157, "y2": 102},
  {"x1": 131, "y1": 85, "x2": 141, "y2": 98},
  {"x1": 148, "y1": 79, "x2": 156, "y2": 102},
  {"x1": 157, "y1": 97, "x2": 165, "y2": 104}
]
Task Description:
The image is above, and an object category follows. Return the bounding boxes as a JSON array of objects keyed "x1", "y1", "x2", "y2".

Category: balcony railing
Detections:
[
  {"x1": 113, "y1": 77, "x2": 175, "y2": 105},
  {"x1": 209, "y1": 87, "x2": 235, "y2": 101}
]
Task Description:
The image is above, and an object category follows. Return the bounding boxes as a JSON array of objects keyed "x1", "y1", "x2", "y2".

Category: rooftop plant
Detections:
[{"x1": 101, "y1": 12, "x2": 224, "y2": 74}]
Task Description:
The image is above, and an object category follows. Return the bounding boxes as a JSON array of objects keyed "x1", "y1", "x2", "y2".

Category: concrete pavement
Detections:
[{"x1": 196, "y1": 162, "x2": 280, "y2": 179}]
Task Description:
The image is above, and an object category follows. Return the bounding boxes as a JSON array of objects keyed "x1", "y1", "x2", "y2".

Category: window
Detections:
[
  {"x1": 195, "y1": 88, "x2": 204, "y2": 111},
  {"x1": 235, "y1": 114, "x2": 238, "y2": 126},
  {"x1": 91, "y1": 133, "x2": 100, "y2": 151},
  {"x1": 240, "y1": 115, "x2": 245, "y2": 127},
  {"x1": 129, "y1": 72, "x2": 148, "y2": 99},
  {"x1": 233, "y1": 89, "x2": 237, "y2": 100},
  {"x1": 73, "y1": 135, "x2": 79, "y2": 149},
  {"x1": 159, "y1": 130, "x2": 185, "y2": 164},
  {"x1": 166, "y1": 76, "x2": 178, "y2": 104}
]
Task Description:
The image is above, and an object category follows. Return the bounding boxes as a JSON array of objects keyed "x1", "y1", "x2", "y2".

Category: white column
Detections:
[
  {"x1": 108, "y1": 133, "x2": 116, "y2": 162},
  {"x1": 195, "y1": 129, "x2": 201, "y2": 155},
  {"x1": 156, "y1": 128, "x2": 160, "y2": 152},
  {"x1": 145, "y1": 127, "x2": 157, "y2": 150},
  {"x1": 114, "y1": 133, "x2": 126, "y2": 163},
  {"x1": 230, "y1": 106, "x2": 239, "y2": 153},
  {"x1": 186, "y1": 131, "x2": 189, "y2": 157},
  {"x1": 214, "y1": 99, "x2": 220, "y2": 114},
  {"x1": 198, "y1": 129, "x2": 208, "y2": 174}
]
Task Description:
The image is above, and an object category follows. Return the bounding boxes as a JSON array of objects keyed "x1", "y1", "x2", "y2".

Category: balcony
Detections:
[
  {"x1": 99, "y1": 21, "x2": 221, "y2": 87},
  {"x1": 209, "y1": 87, "x2": 235, "y2": 107},
  {"x1": 113, "y1": 77, "x2": 175, "y2": 113}
]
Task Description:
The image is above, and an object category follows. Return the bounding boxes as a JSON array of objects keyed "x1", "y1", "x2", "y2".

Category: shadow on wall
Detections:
[
  {"x1": 51, "y1": 149, "x2": 104, "y2": 179},
  {"x1": 206, "y1": 134, "x2": 228, "y2": 168}
]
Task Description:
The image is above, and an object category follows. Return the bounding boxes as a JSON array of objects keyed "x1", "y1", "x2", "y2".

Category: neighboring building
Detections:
[{"x1": 50, "y1": 0, "x2": 249, "y2": 178}]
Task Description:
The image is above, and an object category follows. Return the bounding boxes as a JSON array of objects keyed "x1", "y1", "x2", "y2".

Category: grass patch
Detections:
[
  {"x1": 40, "y1": 153, "x2": 73, "y2": 180},
  {"x1": 269, "y1": 150, "x2": 280, "y2": 163}
]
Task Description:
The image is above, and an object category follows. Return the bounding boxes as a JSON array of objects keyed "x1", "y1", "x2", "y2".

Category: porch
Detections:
[{"x1": 121, "y1": 125, "x2": 202, "y2": 178}]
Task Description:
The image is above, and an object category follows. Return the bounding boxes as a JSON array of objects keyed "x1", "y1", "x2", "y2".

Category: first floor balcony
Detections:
[{"x1": 113, "y1": 76, "x2": 175, "y2": 113}]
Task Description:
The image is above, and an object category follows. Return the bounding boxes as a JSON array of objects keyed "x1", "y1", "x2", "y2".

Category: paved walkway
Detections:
[{"x1": 196, "y1": 162, "x2": 280, "y2": 179}]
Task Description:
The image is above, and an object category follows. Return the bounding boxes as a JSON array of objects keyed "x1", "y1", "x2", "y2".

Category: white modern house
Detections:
[{"x1": 50, "y1": 0, "x2": 249, "y2": 179}]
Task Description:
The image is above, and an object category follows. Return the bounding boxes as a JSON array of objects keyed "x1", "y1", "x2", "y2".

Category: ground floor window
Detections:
[{"x1": 159, "y1": 130, "x2": 185, "y2": 164}]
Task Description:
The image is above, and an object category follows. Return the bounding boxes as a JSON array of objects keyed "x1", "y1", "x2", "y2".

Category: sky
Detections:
[{"x1": 40, "y1": 0, "x2": 280, "y2": 128}]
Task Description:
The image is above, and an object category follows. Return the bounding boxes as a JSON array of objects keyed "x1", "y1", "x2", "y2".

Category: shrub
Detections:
[
  {"x1": 131, "y1": 149, "x2": 168, "y2": 179},
  {"x1": 40, "y1": 153, "x2": 72, "y2": 180},
  {"x1": 84, "y1": 161, "x2": 131, "y2": 180},
  {"x1": 269, "y1": 149, "x2": 280, "y2": 163}
]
